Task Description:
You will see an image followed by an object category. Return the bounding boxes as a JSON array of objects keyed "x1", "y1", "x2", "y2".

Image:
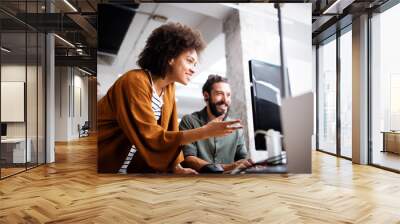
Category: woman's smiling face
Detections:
[{"x1": 167, "y1": 49, "x2": 198, "y2": 85}]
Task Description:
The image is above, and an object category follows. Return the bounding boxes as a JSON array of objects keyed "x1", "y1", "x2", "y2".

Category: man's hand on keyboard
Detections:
[{"x1": 233, "y1": 159, "x2": 255, "y2": 170}]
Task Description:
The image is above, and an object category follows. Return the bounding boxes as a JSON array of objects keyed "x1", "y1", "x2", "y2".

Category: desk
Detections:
[
  {"x1": 1, "y1": 138, "x2": 31, "y2": 163},
  {"x1": 382, "y1": 131, "x2": 400, "y2": 154}
]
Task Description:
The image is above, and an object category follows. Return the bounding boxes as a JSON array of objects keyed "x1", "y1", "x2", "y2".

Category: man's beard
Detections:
[{"x1": 209, "y1": 98, "x2": 230, "y2": 118}]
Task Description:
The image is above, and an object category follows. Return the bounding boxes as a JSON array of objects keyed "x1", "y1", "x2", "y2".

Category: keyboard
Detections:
[
  {"x1": 243, "y1": 165, "x2": 287, "y2": 174},
  {"x1": 230, "y1": 153, "x2": 287, "y2": 174}
]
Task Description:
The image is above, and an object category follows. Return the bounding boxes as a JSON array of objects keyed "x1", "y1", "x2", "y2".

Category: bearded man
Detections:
[{"x1": 179, "y1": 75, "x2": 253, "y2": 173}]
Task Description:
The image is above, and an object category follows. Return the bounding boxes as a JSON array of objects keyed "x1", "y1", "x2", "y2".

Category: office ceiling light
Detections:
[
  {"x1": 322, "y1": 0, "x2": 355, "y2": 14},
  {"x1": 63, "y1": 0, "x2": 78, "y2": 12},
  {"x1": 78, "y1": 67, "x2": 92, "y2": 76},
  {"x1": 150, "y1": 15, "x2": 168, "y2": 23},
  {"x1": 75, "y1": 42, "x2": 85, "y2": 48},
  {"x1": 54, "y1": 34, "x2": 75, "y2": 48},
  {"x1": 1, "y1": 47, "x2": 11, "y2": 53}
]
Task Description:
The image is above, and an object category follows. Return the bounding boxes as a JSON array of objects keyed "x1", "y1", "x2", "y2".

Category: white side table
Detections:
[{"x1": 1, "y1": 138, "x2": 31, "y2": 163}]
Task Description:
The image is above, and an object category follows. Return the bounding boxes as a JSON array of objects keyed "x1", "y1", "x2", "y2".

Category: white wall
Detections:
[
  {"x1": 1, "y1": 65, "x2": 37, "y2": 138},
  {"x1": 1, "y1": 64, "x2": 46, "y2": 164},
  {"x1": 238, "y1": 3, "x2": 313, "y2": 96},
  {"x1": 55, "y1": 67, "x2": 89, "y2": 141},
  {"x1": 312, "y1": 45, "x2": 317, "y2": 150},
  {"x1": 1, "y1": 65, "x2": 26, "y2": 139},
  {"x1": 55, "y1": 67, "x2": 69, "y2": 141},
  {"x1": 72, "y1": 73, "x2": 89, "y2": 137}
]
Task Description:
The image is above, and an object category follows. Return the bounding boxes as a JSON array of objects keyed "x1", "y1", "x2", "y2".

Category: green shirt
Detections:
[{"x1": 179, "y1": 107, "x2": 248, "y2": 164}]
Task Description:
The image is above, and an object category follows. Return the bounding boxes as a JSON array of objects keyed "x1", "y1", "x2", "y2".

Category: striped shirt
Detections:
[{"x1": 118, "y1": 83, "x2": 164, "y2": 174}]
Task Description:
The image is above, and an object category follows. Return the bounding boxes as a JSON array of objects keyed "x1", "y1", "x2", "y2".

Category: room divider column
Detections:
[
  {"x1": 46, "y1": 0, "x2": 56, "y2": 163},
  {"x1": 223, "y1": 9, "x2": 255, "y2": 157},
  {"x1": 352, "y1": 14, "x2": 369, "y2": 164}
]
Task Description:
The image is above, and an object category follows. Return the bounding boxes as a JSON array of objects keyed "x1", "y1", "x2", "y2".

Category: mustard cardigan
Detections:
[{"x1": 97, "y1": 69, "x2": 184, "y2": 173}]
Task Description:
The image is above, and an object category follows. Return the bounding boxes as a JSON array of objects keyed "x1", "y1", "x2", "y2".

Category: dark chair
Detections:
[{"x1": 78, "y1": 121, "x2": 90, "y2": 138}]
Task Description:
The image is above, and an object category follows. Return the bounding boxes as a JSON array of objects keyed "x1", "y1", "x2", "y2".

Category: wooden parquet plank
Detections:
[{"x1": 1, "y1": 135, "x2": 400, "y2": 223}]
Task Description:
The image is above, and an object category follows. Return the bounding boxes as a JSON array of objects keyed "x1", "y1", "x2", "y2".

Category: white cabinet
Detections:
[{"x1": 1, "y1": 138, "x2": 31, "y2": 163}]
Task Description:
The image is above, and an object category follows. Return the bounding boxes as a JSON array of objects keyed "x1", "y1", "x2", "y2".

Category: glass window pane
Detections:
[
  {"x1": 318, "y1": 37, "x2": 337, "y2": 154},
  {"x1": 27, "y1": 31, "x2": 38, "y2": 169},
  {"x1": 1, "y1": 1, "x2": 46, "y2": 179},
  {"x1": 340, "y1": 29, "x2": 352, "y2": 158},
  {"x1": 1, "y1": 31, "x2": 27, "y2": 177},
  {"x1": 371, "y1": 3, "x2": 400, "y2": 171},
  {"x1": 38, "y1": 32, "x2": 45, "y2": 165}
]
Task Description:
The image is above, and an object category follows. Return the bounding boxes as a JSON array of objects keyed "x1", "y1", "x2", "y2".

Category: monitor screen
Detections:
[
  {"x1": 1, "y1": 123, "x2": 7, "y2": 137},
  {"x1": 249, "y1": 60, "x2": 291, "y2": 150}
]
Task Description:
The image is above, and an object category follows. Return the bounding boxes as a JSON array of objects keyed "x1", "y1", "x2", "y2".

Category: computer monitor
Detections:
[
  {"x1": 248, "y1": 60, "x2": 291, "y2": 150},
  {"x1": 1, "y1": 123, "x2": 7, "y2": 138}
]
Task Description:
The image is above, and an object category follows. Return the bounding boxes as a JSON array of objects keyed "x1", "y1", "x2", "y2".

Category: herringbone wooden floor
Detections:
[{"x1": 1, "y1": 136, "x2": 400, "y2": 223}]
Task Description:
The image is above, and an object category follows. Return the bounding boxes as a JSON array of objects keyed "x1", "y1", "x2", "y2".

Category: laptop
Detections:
[
  {"x1": 281, "y1": 92, "x2": 313, "y2": 173},
  {"x1": 231, "y1": 92, "x2": 313, "y2": 174}
]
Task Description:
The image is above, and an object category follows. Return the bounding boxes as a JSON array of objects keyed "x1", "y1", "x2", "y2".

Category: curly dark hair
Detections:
[
  {"x1": 202, "y1": 74, "x2": 228, "y2": 95},
  {"x1": 137, "y1": 22, "x2": 206, "y2": 79}
]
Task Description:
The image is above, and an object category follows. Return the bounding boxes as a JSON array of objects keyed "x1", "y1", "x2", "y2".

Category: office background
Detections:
[
  {"x1": 0, "y1": 3, "x2": 46, "y2": 177},
  {"x1": 1, "y1": 1, "x2": 400, "y2": 223},
  {"x1": 0, "y1": 0, "x2": 97, "y2": 179},
  {"x1": 314, "y1": 1, "x2": 400, "y2": 171}
]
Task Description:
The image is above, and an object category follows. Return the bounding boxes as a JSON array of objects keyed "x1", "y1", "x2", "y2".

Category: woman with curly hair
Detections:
[{"x1": 97, "y1": 22, "x2": 242, "y2": 174}]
